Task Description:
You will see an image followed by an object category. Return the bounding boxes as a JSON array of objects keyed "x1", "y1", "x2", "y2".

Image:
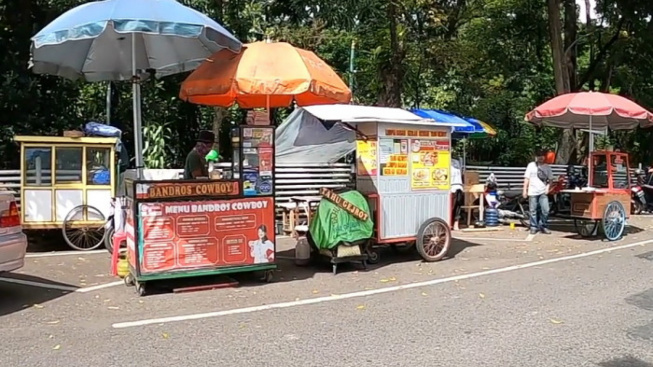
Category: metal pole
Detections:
[
  {"x1": 132, "y1": 34, "x2": 144, "y2": 179},
  {"x1": 349, "y1": 40, "x2": 356, "y2": 101}
]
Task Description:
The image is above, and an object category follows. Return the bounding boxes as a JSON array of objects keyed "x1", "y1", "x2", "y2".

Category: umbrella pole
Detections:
[
  {"x1": 587, "y1": 115, "x2": 593, "y2": 187},
  {"x1": 266, "y1": 95, "x2": 271, "y2": 125},
  {"x1": 132, "y1": 34, "x2": 144, "y2": 179}
]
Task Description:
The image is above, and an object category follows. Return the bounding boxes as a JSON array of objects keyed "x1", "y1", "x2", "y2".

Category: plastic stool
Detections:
[{"x1": 110, "y1": 231, "x2": 128, "y2": 276}]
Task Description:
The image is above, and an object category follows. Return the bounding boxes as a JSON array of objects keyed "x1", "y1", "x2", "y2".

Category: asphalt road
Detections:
[{"x1": 3, "y1": 240, "x2": 653, "y2": 367}]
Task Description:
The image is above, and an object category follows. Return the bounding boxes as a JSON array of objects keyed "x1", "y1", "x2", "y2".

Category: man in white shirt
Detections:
[
  {"x1": 450, "y1": 157, "x2": 464, "y2": 230},
  {"x1": 523, "y1": 150, "x2": 553, "y2": 235}
]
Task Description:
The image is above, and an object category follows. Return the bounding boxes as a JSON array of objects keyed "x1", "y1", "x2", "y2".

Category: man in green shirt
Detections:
[{"x1": 183, "y1": 130, "x2": 215, "y2": 179}]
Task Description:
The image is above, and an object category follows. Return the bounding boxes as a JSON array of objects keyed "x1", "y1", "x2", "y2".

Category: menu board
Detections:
[
  {"x1": 380, "y1": 138, "x2": 408, "y2": 176},
  {"x1": 356, "y1": 140, "x2": 378, "y2": 176},
  {"x1": 241, "y1": 127, "x2": 274, "y2": 196},
  {"x1": 410, "y1": 139, "x2": 451, "y2": 190},
  {"x1": 137, "y1": 197, "x2": 275, "y2": 274}
]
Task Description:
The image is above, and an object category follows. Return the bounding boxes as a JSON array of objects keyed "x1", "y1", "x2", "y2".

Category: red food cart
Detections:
[{"x1": 562, "y1": 151, "x2": 630, "y2": 241}]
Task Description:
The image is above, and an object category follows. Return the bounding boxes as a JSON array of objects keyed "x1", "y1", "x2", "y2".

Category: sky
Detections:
[{"x1": 576, "y1": 0, "x2": 599, "y2": 20}]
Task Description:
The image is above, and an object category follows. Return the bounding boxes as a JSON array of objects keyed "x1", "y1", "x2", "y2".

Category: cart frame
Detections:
[
  {"x1": 566, "y1": 151, "x2": 630, "y2": 241},
  {"x1": 15, "y1": 135, "x2": 118, "y2": 250}
]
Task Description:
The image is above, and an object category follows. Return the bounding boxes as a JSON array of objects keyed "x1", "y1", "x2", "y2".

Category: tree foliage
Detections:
[{"x1": 1, "y1": 0, "x2": 653, "y2": 169}]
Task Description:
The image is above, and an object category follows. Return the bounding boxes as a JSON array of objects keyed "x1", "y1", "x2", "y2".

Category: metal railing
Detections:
[
  {"x1": 0, "y1": 163, "x2": 636, "y2": 219},
  {"x1": 0, "y1": 164, "x2": 355, "y2": 213}
]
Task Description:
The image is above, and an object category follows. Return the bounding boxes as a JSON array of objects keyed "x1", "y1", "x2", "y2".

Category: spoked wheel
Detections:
[
  {"x1": 602, "y1": 201, "x2": 626, "y2": 241},
  {"x1": 574, "y1": 219, "x2": 599, "y2": 238},
  {"x1": 62, "y1": 205, "x2": 106, "y2": 251},
  {"x1": 416, "y1": 217, "x2": 451, "y2": 262},
  {"x1": 104, "y1": 226, "x2": 115, "y2": 254}
]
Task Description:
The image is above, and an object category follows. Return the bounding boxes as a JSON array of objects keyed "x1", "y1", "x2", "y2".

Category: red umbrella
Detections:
[{"x1": 525, "y1": 91, "x2": 653, "y2": 130}]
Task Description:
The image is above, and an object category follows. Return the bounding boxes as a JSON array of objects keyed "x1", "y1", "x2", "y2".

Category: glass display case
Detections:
[{"x1": 232, "y1": 126, "x2": 275, "y2": 197}]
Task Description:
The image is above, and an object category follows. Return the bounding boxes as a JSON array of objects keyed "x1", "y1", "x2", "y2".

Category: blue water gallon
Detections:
[{"x1": 485, "y1": 208, "x2": 499, "y2": 227}]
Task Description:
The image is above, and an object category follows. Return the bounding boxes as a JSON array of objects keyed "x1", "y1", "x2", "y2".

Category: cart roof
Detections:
[
  {"x1": 301, "y1": 104, "x2": 469, "y2": 127},
  {"x1": 275, "y1": 105, "x2": 460, "y2": 164},
  {"x1": 14, "y1": 135, "x2": 119, "y2": 145}
]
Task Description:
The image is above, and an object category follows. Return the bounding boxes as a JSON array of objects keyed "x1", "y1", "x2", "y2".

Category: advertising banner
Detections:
[{"x1": 137, "y1": 197, "x2": 275, "y2": 274}]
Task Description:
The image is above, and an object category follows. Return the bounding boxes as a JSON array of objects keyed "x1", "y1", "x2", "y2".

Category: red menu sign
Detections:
[{"x1": 137, "y1": 197, "x2": 275, "y2": 274}]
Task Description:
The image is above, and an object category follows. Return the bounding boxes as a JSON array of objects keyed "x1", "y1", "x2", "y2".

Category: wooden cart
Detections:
[
  {"x1": 565, "y1": 151, "x2": 630, "y2": 241},
  {"x1": 15, "y1": 135, "x2": 118, "y2": 250}
]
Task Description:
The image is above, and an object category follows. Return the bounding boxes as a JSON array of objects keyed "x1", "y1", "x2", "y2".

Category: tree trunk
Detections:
[
  {"x1": 377, "y1": 0, "x2": 404, "y2": 107},
  {"x1": 547, "y1": 0, "x2": 574, "y2": 164},
  {"x1": 563, "y1": 0, "x2": 578, "y2": 90}
]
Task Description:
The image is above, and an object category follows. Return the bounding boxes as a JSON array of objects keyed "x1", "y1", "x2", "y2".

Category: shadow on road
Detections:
[
  {"x1": 235, "y1": 237, "x2": 481, "y2": 286},
  {"x1": 26, "y1": 229, "x2": 70, "y2": 253},
  {"x1": 0, "y1": 274, "x2": 77, "y2": 317},
  {"x1": 598, "y1": 355, "x2": 653, "y2": 367},
  {"x1": 547, "y1": 218, "x2": 644, "y2": 241}
]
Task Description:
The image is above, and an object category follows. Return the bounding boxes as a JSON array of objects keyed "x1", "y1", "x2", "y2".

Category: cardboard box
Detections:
[{"x1": 463, "y1": 171, "x2": 479, "y2": 186}]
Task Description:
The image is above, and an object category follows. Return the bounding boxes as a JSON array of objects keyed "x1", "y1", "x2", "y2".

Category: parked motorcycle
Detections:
[
  {"x1": 470, "y1": 174, "x2": 531, "y2": 227},
  {"x1": 631, "y1": 168, "x2": 653, "y2": 214}
]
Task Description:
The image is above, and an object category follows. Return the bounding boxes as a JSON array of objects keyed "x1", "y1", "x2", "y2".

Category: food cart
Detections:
[
  {"x1": 122, "y1": 126, "x2": 276, "y2": 296},
  {"x1": 276, "y1": 105, "x2": 463, "y2": 272},
  {"x1": 15, "y1": 135, "x2": 118, "y2": 250},
  {"x1": 563, "y1": 151, "x2": 630, "y2": 241}
]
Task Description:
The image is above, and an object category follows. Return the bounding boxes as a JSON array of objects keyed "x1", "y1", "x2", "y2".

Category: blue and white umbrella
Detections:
[{"x1": 30, "y1": 0, "x2": 242, "y2": 177}]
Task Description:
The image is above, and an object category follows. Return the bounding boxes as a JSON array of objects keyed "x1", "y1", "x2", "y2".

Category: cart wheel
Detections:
[
  {"x1": 123, "y1": 273, "x2": 135, "y2": 287},
  {"x1": 62, "y1": 205, "x2": 106, "y2": 251},
  {"x1": 136, "y1": 282, "x2": 147, "y2": 296},
  {"x1": 574, "y1": 219, "x2": 599, "y2": 237},
  {"x1": 261, "y1": 270, "x2": 274, "y2": 283},
  {"x1": 391, "y1": 242, "x2": 415, "y2": 254},
  {"x1": 104, "y1": 226, "x2": 115, "y2": 254},
  {"x1": 366, "y1": 249, "x2": 380, "y2": 264},
  {"x1": 416, "y1": 217, "x2": 451, "y2": 262},
  {"x1": 602, "y1": 201, "x2": 626, "y2": 241}
]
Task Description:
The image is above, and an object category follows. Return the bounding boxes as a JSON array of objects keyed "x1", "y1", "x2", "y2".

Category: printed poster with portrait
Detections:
[{"x1": 410, "y1": 139, "x2": 451, "y2": 190}]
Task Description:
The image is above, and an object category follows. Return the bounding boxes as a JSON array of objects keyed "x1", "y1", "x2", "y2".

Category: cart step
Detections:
[{"x1": 172, "y1": 277, "x2": 239, "y2": 294}]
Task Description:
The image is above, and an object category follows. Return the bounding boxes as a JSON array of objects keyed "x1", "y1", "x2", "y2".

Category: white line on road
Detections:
[
  {"x1": 112, "y1": 237, "x2": 653, "y2": 329},
  {"x1": 454, "y1": 233, "x2": 535, "y2": 242},
  {"x1": 26, "y1": 250, "x2": 107, "y2": 258},
  {"x1": 76, "y1": 281, "x2": 123, "y2": 293}
]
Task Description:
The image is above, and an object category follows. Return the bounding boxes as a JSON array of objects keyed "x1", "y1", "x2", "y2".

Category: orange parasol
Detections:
[{"x1": 179, "y1": 41, "x2": 352, "y2": 108}]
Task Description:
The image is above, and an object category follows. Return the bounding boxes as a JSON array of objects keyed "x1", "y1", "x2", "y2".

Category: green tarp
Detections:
[{"x1": 308, "y1": 189, "x2": 374, "y2": 250}]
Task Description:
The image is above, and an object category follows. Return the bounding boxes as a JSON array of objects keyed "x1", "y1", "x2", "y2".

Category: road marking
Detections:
[
  {"x1": 112, "y1": 237, "x2": 653, "y2": 329},
  {"x1": 454, "y1": 233, "x2": 534, "y2": 242},
  {"x1": 0, "y1": 277, "x2": 78, "y2": 292},
  {"x1": 26, "y1": 250, "x2": 107, "y2": 258},
  {"x1": 76, "y1": 281, "x2": 123, "y2": 293}
]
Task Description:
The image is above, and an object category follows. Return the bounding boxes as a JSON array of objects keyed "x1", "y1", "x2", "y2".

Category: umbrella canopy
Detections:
[
  {"x1": 525, "y1": 91, "x2": 653, "y2": 130},
  {"x1": 411, "y1": 109, "x2": 475, "y2": 133},
  {"x1": 458, "y1": 117, "x2": 497, "y2": 139},
  {"x1": 411, "y1": 109, "x2": 497, "y2": 139},
  {"x1": 30, "y1": 0, "x2": 242, "y2": 81},
  {"x1": 30, "y1": 0, "x2": 242, "y2": 178},
  {"x1": 179, "y1": 41, "x2": 352, "y2": 108}
]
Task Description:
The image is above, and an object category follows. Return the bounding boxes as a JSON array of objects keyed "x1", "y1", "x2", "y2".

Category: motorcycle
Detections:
[
  {"x1": 475, "y1": 174, "x2": 531, "y2": 227},
  {"x1": 631, "y1": 168, "x2": 653, "y2": 214}
]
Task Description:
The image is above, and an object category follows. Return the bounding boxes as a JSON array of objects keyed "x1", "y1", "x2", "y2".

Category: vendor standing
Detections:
[{"x1": 183, "y1": 130, "x2": 215, "y2": 179}]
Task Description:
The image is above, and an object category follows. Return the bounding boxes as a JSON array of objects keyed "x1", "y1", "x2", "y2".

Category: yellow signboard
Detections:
[
  {"x1": 356, "y1": 140, "x2": 378, "y2": 176},
  {"x1": 410, "y1": 139, "x2": 450, "y2": 190}
]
